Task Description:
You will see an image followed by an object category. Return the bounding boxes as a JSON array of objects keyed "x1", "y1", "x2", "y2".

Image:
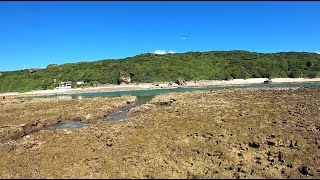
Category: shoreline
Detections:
[{"x1": 1, "y1": 77, "x2": 320, "y2": 97}]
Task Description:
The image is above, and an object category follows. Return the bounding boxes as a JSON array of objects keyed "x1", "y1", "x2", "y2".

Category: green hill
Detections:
[{"x1": 0, "y1": 50, "x2": 319, "y2": 93}]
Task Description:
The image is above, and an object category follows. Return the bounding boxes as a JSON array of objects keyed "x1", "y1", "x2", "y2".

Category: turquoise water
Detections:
[
  {"x1": 41, "y1": 82, "x2": 320, "y2": 130},
  {"x1": 40, "y1": 82, "x2": 320, "y2": 100},
  {"x1": 45, "y1": 121, "x2": 88, "y2": 130}
]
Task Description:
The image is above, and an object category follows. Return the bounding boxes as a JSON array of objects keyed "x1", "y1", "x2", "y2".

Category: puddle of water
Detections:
[
  {"x1": 104, "y1": 95, "x2": 154, "y2": 121},
  {"x1": 45, "y1": 121, "x2": 88, "y2": 130},
  {"x1": 0, "y1": 140, "x2": 13, "y2": 147}
]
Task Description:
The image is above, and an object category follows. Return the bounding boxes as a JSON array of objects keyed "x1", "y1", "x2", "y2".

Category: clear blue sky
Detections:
[{"x1": 0, "y1": 1, "x2": 320, "y2": 71}]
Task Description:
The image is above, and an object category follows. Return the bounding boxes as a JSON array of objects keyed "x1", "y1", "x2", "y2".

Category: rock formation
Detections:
[
  {"x1": 118, "y1": 76, "x2": 131, "y2": 85},
  {"x1": 264, "y1": 78, "x2": 272, "y2": 84},
  {"x1": 175, "y1": 79, "x2": 187, "y2": 85}
]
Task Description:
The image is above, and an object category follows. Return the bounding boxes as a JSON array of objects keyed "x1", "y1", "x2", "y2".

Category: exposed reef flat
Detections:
[
  {"x1": 0, "y1": 96, "x2": 137, "y2": 143},
  {"x1": 0, "y1": 87, "x2": 319, "y2": 178}
]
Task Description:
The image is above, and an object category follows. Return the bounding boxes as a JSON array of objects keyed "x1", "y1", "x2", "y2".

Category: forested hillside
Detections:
[{"x1": 0, "y1": 50, "x2": 319, "y2": 93}]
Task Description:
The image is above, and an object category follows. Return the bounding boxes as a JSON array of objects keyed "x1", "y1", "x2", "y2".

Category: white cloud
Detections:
[
  {"x1": 168, "y1": 50, "x2": 176, "y2": 54},
  {"x1": 316, "y1": 51, "x2": 320, "y2": 54},
  {"x1": 154, "y1": 50, "x2": 167, "y2": 55},
  {"x1": 181, "y1": 37, "x2": 187, "y2": 40},
  {"x1": 153, "y1": 50, "x2": 176, "y2": 55}
]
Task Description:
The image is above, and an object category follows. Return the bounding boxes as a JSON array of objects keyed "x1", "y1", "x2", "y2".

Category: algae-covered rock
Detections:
[
  {"x1": 0, "y1": 87, "x2": 319, "y2": 179},
  {"x1": 0, "y1": 95, "x2": 137, "y2": 142}
]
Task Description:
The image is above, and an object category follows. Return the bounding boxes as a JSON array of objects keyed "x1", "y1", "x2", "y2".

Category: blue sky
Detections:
[{"x1": 0, "y1": 1, "x2": 320, "y2": 71}]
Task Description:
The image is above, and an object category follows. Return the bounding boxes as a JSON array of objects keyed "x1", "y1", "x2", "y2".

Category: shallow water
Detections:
[
  {"x1": 45, "y1": 121, "x2": 88, "y2": 130},
  {"x1": 40, "y1": 82, "x2": 320, "y2": 100},
  {"x1": 103, "y1": 95, "x2": 153, "y2": 121},
  {"x1": 41, "y1": 82, "x2": 320, "y2": 130},
  {"x1": 46, "y1": 95, "x2": 154, "y2": 130}
]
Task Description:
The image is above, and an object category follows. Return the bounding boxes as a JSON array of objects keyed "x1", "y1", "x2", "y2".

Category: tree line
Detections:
[{"x1": 0, "y1": 50, "x2": 319, "y2": 93}]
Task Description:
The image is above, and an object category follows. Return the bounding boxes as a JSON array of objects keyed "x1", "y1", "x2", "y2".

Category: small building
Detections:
[
  {"x1": 76, "y1": 81, "x2": 86, "y2": 85},
  {"x1": 56, "y1": 81, "x2": 73, "y2": 89}
]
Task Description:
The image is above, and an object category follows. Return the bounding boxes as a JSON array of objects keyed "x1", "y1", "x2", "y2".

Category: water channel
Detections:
[
  {"x1": 41, "y1": 82, "x2": 320, "y2": 130},
  {"x1": 1, "y1": 82, "x2": 320, "y2": 146}
]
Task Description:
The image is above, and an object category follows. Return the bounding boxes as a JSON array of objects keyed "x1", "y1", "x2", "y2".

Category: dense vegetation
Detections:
[{"x1": 0, "y1": 50, "x2": 319, "y2": 93}]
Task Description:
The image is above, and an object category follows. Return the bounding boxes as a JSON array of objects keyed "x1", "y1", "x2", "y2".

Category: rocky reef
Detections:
[
  {"x1": 0, "y1": 87, "x2": 319, "y2": 178},
  {"x1": 0, "y1": 95, "x2": 137, "y2": 143}
]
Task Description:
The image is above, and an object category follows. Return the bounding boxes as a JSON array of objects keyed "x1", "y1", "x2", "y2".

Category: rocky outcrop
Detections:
[
  {"x1": 118, "y1": 76, "x2": 131, "y2": 85},
  {"x1": 264, "y1": 78, "x2": 272, "y2": 84},
  {"x1": 175, "y1": 79, "x2": 187, "y2": 85},
  {"x1": 150, "y1": 97, "x2": 177, "y2": 107},
  {"x1": 0, "y1": 118, "x2": 61, "y2": 143},
  {"x1": 124, "y1": 96, "x2": 138, "y2": 104},
  {"x1": 0, "y1": 95, "x2": 137, "y2": 143},
  {"x1": 128, "y1": 103, "x2": 157, "y2": 117}
]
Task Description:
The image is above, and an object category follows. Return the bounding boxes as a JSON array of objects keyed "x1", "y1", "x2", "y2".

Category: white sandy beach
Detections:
[{"x1": 0, "y1": 78, "x2": 320, "y2": 97}]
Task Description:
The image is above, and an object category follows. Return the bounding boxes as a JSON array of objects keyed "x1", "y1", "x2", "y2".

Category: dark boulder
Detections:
[
  {"x1": 264, "y1": 78, "x2": 272, "y2": 84},
  {"x1": 175, "y1": 79, "x2": 187, "y2": 85}
]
